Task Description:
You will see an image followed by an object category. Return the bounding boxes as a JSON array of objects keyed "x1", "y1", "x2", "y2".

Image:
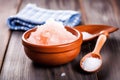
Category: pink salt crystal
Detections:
[{"x1": 27, "y1": 20, "x2": 78, "y2": 45}]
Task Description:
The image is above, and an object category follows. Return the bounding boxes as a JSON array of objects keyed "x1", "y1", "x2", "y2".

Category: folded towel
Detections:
[{"x1": 7, "y1": 3, "x2": 81, "y2": 31}]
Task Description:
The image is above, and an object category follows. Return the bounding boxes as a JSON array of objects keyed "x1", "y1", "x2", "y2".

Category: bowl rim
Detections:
[{"x1": 22, "y1": 26, "x2": 82, "y2": 47}]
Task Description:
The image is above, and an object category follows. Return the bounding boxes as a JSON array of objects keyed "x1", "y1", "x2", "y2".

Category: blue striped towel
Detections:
[{"x1": 7, "y1": 3, "x2": 81, "y2": 31}]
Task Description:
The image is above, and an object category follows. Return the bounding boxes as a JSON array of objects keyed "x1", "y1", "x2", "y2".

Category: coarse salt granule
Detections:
[
  {"x1": 61, "y1": 72, "x2": 66, "y2": 77},
  {"x1": 27, "y1": 19, "x2": 78, "y2": 45},
  {"x1": 81, "y1": 57, "x2": 102, "y2": 71},
  {"x1": 82, "y1": 32, "x2": 94, "y2": 40}
]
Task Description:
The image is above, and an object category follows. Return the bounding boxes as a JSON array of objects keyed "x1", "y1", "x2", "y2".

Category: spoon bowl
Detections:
[
  {"x1": 80, "y1": 33, "x2": 107, "y2": 72},
  {"x1": 80, "y1": 52, "x2": 102, "y2": 72}
]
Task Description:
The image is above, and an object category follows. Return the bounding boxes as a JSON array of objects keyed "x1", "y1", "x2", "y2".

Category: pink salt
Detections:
[{"x1": 27, "y1": 20, "x2": 78, "y2": 45}]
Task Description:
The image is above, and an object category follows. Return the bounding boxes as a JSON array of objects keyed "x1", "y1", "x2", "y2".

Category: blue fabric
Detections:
[{"x1": 7, "y1": 3, "x2": 81, "y2": 31}]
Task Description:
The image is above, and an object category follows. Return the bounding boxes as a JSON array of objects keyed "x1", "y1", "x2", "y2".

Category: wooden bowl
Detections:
[{"x1": 22, "y1": 27, "x2": 83, "y2": 66}]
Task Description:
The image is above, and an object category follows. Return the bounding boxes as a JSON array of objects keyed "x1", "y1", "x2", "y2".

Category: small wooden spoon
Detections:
[
  {"x1": 75, "y1": 24, "x2": 118, "y2": 41},
  {"x1": 80, "y1": 32, "x2": 108, "y2": 72}
]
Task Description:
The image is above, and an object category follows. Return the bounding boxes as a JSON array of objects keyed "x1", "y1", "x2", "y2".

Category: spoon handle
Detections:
[{"x1": 93, "y1": 34, "x2": 107, "y2": 54}]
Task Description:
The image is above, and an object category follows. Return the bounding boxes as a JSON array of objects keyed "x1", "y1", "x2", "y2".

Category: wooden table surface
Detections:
[{"x1": 0, "y1": 0, "x2": 120, "y2": 80}]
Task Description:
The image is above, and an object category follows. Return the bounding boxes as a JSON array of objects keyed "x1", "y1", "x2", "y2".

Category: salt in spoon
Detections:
[{"x1": 80, "y1": 32, "x2": 108, "y2": 72}]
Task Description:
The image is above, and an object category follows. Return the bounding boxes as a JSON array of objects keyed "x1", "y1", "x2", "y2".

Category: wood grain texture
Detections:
[
  {"x1": 80, "y1": 0, "x2": 118, "y2": 26},
  {"x1": 80, "y1": 0, "x2": 120, "y2": 80},
  {"x1": 0, "y1": 0, "x2": 90, "y2": 80},
  {"x1": 0, "y1": 0, "x2": 20, "y2": 71},
  {"x1": 0, "y1": 0, "x2": 120, "y2": 80}
]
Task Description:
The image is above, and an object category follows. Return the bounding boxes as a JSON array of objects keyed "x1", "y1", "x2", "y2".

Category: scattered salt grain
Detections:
[
  {"x1": 27, "y1": 19, "x2": 78, "y2": 45},
  {"x1": 81, "y1": 57, "x2": 102, "y2": 72},
  {"x1": 61, "y1": 72, "x2": 66, "y2": 77}
]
